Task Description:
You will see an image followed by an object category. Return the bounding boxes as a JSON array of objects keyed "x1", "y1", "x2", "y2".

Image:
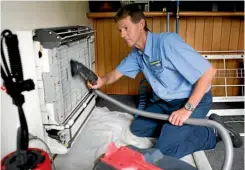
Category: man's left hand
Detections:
[{"x1": 168, "y1": 108, "x2": 192, "y2": 126}]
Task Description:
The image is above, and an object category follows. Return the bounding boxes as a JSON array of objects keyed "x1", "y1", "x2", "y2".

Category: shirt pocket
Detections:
[
  {"x1": 149, "y1": 62, "x2": 164, "y2": 74},
  {"x1": 149, "y1": 63, "x2": 167, "y2": 88},
  {"x1": 157, "y1": 69, "x2": 182, "y2": 91}
]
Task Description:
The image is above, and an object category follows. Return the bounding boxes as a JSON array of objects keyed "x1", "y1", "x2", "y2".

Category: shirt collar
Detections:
[{"x1": 137, "y1": 31, "x2": 153, "y2": 59}]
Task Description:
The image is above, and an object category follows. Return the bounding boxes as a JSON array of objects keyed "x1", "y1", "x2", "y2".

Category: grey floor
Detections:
[
  {"x1": 205, "y1": 138, "x2": 244, "y2": 170},
  {"x1": 96, "y1": 94, "x2": 244, "y2": 170}
]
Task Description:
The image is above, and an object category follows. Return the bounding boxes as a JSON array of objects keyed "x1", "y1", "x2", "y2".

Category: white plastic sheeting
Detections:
[
  {"x1": 55, "y1": 106, "x2": 197, "y2": 170},
  {"x1": 54, "y1": 107, "x2": 154, "y2": 170}
]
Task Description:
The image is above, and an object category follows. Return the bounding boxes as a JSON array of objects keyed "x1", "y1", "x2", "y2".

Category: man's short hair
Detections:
[{"x1": 115, "y1": 3, "x2": 149, "y2": 31}]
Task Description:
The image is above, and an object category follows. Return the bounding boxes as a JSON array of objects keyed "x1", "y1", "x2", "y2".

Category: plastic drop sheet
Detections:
[{"x1": 54, "y1": 106, "x2": 154, "y2": 170}]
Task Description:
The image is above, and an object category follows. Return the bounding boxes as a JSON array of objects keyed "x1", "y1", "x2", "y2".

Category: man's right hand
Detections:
[
  {"x1": 87, "y1": 70, "x2": 123, "y2": 89},
  {"x1": 87, "y1": 76, "x2": 105, "y2": 89}
]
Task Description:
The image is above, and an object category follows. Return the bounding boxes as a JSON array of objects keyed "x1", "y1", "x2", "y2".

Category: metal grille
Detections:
[{"x1": 51, "y1": 39, "x2": 90, "y2": 123}]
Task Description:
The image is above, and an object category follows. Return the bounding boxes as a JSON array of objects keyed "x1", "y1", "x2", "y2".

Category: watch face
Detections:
[{"x1": 185, "y1": 103, "x2": 192, "y2": 111}]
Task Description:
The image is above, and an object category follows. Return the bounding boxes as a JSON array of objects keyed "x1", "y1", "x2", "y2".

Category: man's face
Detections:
[{"x1": 117, "y1": 16, "x2": 144, "y2": 47}]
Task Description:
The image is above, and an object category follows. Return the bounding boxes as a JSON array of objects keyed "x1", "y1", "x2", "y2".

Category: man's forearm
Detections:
[
  {"x1": 188, "y1": 66, "x2": 216, "y2": 108},
  {"x1": 101, "y1": 70, "x2": 122, "y2": 85}
]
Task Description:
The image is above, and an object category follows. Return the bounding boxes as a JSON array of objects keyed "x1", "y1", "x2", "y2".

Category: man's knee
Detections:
[
  {"x1": 157, "y1": 124, "x2": 186, "y2": 146},
  {"x1": 129, "y1": 120, "x2": 146, "y2": 137},
  {"x1": 155, "y1": 123, "x2": 216, "y2": 158},
  {"x1": 129, "y1": 117, "x2": 159, "y2": 137}
]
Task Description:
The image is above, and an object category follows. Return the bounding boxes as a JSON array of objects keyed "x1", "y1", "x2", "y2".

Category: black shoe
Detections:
[{"x1": 209, "y1": 113, "x2": 243, "y2": 148}]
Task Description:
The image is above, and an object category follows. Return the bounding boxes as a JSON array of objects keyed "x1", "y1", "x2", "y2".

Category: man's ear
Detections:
[{"x1": 139, "y1": 19, "x2": 145, "y2": 30}]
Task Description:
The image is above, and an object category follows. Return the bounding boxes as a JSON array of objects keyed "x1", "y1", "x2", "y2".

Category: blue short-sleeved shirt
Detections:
[{"x1": 116, "y1": 31, "x2": 211, "y2": 101}]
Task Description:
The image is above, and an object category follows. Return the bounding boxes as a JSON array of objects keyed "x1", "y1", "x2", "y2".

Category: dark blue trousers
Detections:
[{"x1": 130, "y1": 90, "x2": 216, "y2": 158}]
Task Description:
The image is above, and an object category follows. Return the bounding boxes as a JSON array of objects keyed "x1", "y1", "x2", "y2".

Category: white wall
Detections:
[
  {"x1": 1, "y1": 1, "x2": 90, "y2": 158},
  {"x1": 1, "y1": 1, "x2": 90, "y2": 32}
]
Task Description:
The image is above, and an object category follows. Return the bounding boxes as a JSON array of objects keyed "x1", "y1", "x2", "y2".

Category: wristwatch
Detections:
[{"x1": 184, "y1": 102, "x2": 195, "y2": 112}]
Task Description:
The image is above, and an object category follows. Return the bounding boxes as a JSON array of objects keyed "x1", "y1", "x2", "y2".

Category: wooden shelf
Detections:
[{"x1": 87, "y1": 11, "x2": 245, "y2": 18}]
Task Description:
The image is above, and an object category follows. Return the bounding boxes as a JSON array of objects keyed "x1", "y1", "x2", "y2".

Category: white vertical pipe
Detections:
[{"x1": 223, "y1": 58, "x2": 228, "y2": 97}]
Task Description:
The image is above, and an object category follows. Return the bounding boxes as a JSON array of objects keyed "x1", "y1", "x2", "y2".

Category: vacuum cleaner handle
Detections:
[
  {"x1": 70, "y1": 59, "x2": 98, "y2": 85},
  {"x1": 93, "y1": 90, "x2": 233, "y2": 170}
]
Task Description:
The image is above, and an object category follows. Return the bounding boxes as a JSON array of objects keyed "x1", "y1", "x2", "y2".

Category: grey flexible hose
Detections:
[
  {"x1": 94, "y1": 89, "x2": 233, "y2": 170},
  {"x1": 29, "y1": 134, "x2": 56, "y2": 170}
]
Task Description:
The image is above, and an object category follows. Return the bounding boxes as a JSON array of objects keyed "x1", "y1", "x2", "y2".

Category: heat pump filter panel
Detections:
[{"x1": 47, "y1": 39, "x2": 90, "y2": 124}]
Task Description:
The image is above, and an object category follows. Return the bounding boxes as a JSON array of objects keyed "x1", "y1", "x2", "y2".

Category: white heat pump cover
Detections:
[{"x1": 42, "y1": 39, "x2": 91, "y2": 124}]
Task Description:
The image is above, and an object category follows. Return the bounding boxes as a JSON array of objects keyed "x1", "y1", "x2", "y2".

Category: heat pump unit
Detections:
[{"x1": 15, "y1": 26, "x2": 96, "y2": 154}]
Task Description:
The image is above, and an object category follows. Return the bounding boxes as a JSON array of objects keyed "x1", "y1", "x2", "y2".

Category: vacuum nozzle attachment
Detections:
[{"x1": 70, "y1": 59, "x2": 98, "y2": 85}]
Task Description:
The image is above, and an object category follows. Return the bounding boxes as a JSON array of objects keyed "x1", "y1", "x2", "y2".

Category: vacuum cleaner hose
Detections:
[{"x1": 93, "y1": 89, "x2": 233, "y2": 170}]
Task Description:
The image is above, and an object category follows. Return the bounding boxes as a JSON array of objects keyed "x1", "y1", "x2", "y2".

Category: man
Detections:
[{"x1": 88, "y1": 4, "x2": 242, "y2": 158}]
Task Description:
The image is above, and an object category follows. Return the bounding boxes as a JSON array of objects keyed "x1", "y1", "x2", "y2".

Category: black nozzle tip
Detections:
[{"x1": 70, "y1": 60, "x2": 77, "y2": 77}]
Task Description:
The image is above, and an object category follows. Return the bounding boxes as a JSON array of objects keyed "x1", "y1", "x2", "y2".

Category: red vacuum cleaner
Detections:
[{"x1": 0, "y1": 30, "x2": 52, "y2": 170}]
